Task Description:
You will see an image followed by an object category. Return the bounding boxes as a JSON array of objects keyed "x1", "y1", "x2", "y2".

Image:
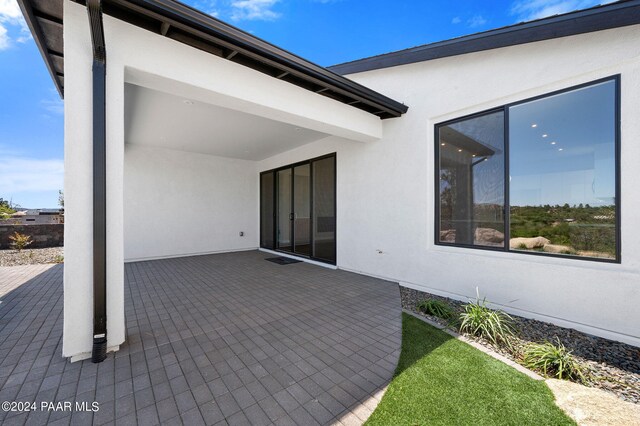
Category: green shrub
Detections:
[
  {"x1": 0, "y1": 198, "x2": 16, "y2": 218},
  {"x1": 459, "y1": 298, "x2": 515, "y2": 347},
  {"x1": 522, "y1": 338, "x2": 588, "y2": 383},
  {"x1": 9, "y1": 231, "x2": 32, "y2": 252},
  {"x1": 417, "y1": 299, "x2": 453, "y2": 319},
  {"x1": 53, "y1": 255, "x2": 64, "y2": 264}
]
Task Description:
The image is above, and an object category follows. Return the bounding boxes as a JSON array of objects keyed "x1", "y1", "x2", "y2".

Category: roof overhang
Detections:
[
  {"x1": 330, "y1": 0, "x2": 640, "y2": 75},
  {"x1": 18, "y1": 0, "x2": 408, "y2": 119}
]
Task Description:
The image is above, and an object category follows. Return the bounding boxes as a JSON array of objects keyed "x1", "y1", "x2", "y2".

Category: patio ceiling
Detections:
[{"x1": 125, "y1": 83, "x2": 329, "y2": 160}]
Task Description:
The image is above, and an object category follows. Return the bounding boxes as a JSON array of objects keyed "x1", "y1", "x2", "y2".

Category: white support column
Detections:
[
  {"x1": 105, "y1": 50, "x2": 126, "y2": 355},
  {"x1": 63, "y1": 0, "x2": 125, "y2": 360},
  {"x1": 63, "y1": 0, "x2": 93, "y2": 360}
]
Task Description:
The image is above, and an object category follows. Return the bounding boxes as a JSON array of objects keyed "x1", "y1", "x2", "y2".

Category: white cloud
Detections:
[
  {"x1": 0, "y1": 23, "x2": 8, "y2": 50},
  {"x1": 467, "y1": 15, "x2": 487, "y2": 28},
  {"x1": 200, "y1": 0, "x2": 220, "y2": 18},
  {"x1": 0, "y1": 156, "x2": 64, "y2": 194},
  {"x1": 194, "y1": 0, "x2": 283, "y2": 22},
  {"x1": 230, "y1": 0, "x2": 280, "y2": 21},
  {"x1": 510, "y1": 0, "x2": 606, "y2": 22},
  {"x1": 0, "y1": 0, "x2": 30, "y2": 50},
  {"x1": 451, "y1": 16, "x2": 461, "y2": 24},
  {"x1": 41, "y1": 98, "x2": 64, "y2": 115},
  {"x1": 0, "y1": 0, "x2": 21, "y2": 21}
]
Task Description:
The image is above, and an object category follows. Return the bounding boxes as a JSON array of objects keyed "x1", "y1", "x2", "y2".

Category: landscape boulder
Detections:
[
  {"x1": 440, "y1": 229, "x2": 456, "y2": 243},
  {"x1": 509, "y1": 236, "x2": 550, "y2": 249},
  {"x1": 543, "y1": 244, "x2": 574, "y2": 254},
  {"x1": 474, "y1": 228, "x2": 504, "y2": 245}
]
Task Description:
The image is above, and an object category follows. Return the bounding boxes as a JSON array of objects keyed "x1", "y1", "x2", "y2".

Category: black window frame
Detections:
[{"x1": 434, "y1": 75, "x2": 621, "y2": 264}]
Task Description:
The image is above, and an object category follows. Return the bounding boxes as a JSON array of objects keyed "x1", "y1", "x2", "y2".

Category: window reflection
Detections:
[
  {"x1": 438, "y1": 111, "x2": 505, "y2": 247},
  {"x1": 509, "y1": 81, "x2": 617, "y2": 259}
]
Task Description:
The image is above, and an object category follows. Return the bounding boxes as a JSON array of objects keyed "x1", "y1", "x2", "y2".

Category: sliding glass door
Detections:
[{"x1": 260, "y1": 154, "x2": 336, "y2": 264}]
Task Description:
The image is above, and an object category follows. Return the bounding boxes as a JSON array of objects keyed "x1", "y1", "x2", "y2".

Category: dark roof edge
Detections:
[
  {"x1": 127, "y1": 0, "x2": 408, "y2": 115},
  {"x1": 329, "y1": 0, "x2": 640, "y2": 75},
  {"x1": 17, "y1": 0, "x2": 64, "y2": 97}
]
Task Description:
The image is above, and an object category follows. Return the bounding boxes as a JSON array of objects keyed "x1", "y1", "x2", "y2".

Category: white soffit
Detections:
[{"x1": 124, "y1": 83, "x2": 329, "y2": 161}]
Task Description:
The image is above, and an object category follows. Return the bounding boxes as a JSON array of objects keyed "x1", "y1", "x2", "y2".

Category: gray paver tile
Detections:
[
  {"x1": 181, "y1": 407, "x2": 206, "y2": 426},
  {"x1": 198, "y1": 401, "x2": 224, "y2": 426},
  {"x1": 242, "y1": 403, "x2": 270, "y2": 426},
  {"x1": 174, "y1": 390, "x2": 197, "y2": 413},
  {"x1": 289, "y1": 406, "x2": 321, "y2": 426},
  {"x1": 226, "y1": 410, "x2": 251, "y2": 426},
  {"x1": 273, "y1": 389, "x2": 300, "y2": 412},
  {"x1": 215, "y1": 392, "x2": 241, "y2": 418},
  {"x1": 136, "y1": 404, "x2": 160, "y2": 426},
  {"x1": 230, "y1": 386, "x2": 256, "y2": 410},
  {"x1": 156, "y1": 397, "x2": 179, "y2": 423}
]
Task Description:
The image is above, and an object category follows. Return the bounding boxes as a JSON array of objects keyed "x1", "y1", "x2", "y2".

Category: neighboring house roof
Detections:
[
  {"x1": 17, "y1": 0, "x2": 408, "y2": 119},
  {"x1": 329, "y1": 0, "x2": 640, "y2": 75},
  {"x1": 39, "y1": 209, "x2": 63, "y2": 214}
]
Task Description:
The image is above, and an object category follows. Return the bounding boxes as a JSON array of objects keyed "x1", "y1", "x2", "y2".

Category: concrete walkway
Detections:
[{"x1": 0, "y1": 251, "x2": 401, "y2": 425}]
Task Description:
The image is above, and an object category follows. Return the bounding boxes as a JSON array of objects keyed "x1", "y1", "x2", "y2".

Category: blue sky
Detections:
[{"x1": 0, "y1": 0, "x2": 611, "y2": 208}]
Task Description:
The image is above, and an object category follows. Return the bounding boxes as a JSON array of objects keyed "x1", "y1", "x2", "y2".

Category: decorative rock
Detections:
[
  {"x1": 474, "y1": 228, "x2": 504, "y2": 244},
  {"x1": 440, "y1": 229, "x2": 456, "y2": 242},
  {"x1": 543, "y1": 244, "x2": 574, "y2": 254},
  {"x1": 509, "y1": 236, "x2": 550, "y2": 249},
  {"x1": 0, "y1": 247, "x2": 63, "y2": 267}
]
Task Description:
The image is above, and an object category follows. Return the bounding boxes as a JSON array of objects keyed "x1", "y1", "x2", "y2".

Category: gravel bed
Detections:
[
  {"x1": 401, "y1": 286, "x2": 640, "y2": 404},
  {"x1": 0, "y1": 247, "x2": 64, "y2": 266}
]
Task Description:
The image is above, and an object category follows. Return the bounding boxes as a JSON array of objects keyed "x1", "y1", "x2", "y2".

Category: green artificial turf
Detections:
[{"x1": 365, "y1": 313, "x2": 575, "y2": 426}]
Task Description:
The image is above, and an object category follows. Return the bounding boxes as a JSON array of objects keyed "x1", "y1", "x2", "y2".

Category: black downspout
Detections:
[{"x1": 87, "y1": 0, "x2": 107, "y2": 363}]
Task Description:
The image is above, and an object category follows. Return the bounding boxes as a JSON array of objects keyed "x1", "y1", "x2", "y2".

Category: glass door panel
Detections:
[
  {"x1": 312, "y1": 157, "x2": 336, "y2": 262},
  {"x1": 260, "y1": 172, "x2": 275, "y2": 249},
  {"x1": 293, "y1": 164, "x2": 311, "y2": 256},
  {"x1": 277, "y1": 168, "x2": 292, "y2": 252}
]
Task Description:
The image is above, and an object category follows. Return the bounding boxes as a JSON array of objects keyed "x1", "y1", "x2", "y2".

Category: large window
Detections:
[{"x1": 436, "y1": 77, "x2": 619, "y2": 262}]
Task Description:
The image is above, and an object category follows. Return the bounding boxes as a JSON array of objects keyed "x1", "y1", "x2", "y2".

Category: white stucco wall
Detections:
[
  {"x1": 258, "y1": 25, "x2": 640, "y2": 346},
  {"x1": 123, "y1": 145, "x2": 258, "y2": 261}
]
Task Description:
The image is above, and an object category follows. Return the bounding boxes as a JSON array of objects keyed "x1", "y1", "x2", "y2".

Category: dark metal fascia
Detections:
[
  {"x1": 105, "y1": 0, "x2": 408, "y2": 117},
  {"x1": 329, "y1": 0, "x2": 640, "y2": 75},
  {"x1": 87, "y1": 0, "x2": 108, "y2": 363},
  {"x1": 16, "y1": 0, "x2": 64, "y2": 97}
]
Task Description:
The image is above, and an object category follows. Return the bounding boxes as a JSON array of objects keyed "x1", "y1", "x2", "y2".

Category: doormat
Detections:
[{"x1": 265, "y1": 257, "x2": 303, "y2": 265}]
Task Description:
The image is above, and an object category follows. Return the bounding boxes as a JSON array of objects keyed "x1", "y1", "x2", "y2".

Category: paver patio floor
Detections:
[{"x1": 0, "y1": 251, "x2": 401, "y2": 425}]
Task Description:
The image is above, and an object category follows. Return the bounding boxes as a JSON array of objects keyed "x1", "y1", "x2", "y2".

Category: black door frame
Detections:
[{"x1": 260, "y1": 153, "x2": 337, "y2": 264}]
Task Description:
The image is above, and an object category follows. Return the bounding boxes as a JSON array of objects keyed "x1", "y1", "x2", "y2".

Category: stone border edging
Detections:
[{"x1": 402, "y1": 309, "x2": 543, "y2": 381}]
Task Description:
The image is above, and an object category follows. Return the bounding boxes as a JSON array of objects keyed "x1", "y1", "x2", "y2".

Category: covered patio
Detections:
[{"x1": 0, "y1": 251, "x2": 401, "y2": 425}]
